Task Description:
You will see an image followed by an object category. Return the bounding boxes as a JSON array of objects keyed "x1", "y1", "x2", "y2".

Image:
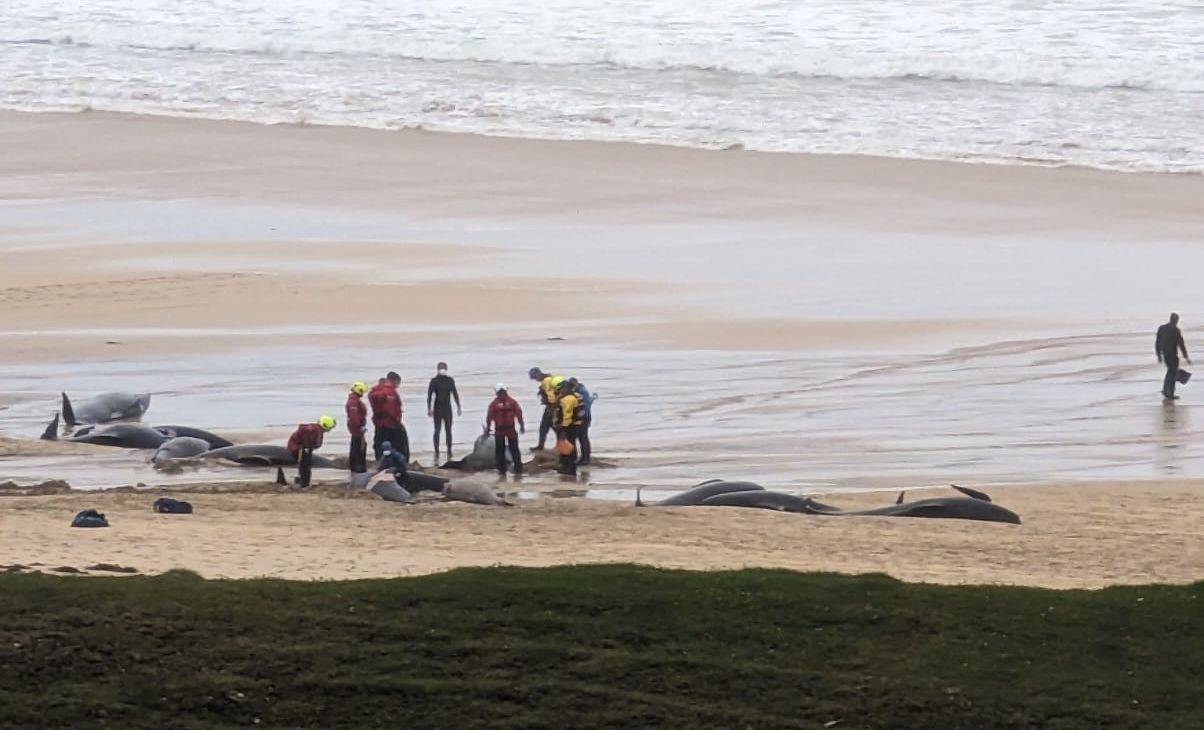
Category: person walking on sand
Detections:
[
  {"x1": 427, "y1": 362, "x2": 462, "y2": 464},
  {"x1": 345, "y1": 381, "x2": 368, "y2": 474},
  {"x1": 486, "y1": 384, "x2": 525, "y2": 478},
  {"x1": 288, "y1": 415, "x2": 336, "y2": 488},
  {"x1": 1156, "y1": 312, "x2": 1191, "y2": 400},
  {"x1": 369, "y1": 372, "x2": 408, "y2": 460},
  {"x1": 528, "y1": 367, "x2": 564, "y2": 451}
]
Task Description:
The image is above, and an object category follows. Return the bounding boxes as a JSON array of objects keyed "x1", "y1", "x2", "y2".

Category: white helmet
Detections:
[{"x1": 495, "y1": 383, "x2": 507, "y2": 393}]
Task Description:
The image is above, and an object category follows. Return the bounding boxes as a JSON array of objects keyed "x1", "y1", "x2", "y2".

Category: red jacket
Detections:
[
  {"x1": 345, "y1": 392, "x2": 367, "y2": 434},
  {"x1": 287, "y1": 423, "x2": 324, "y2": 456},
  {"x1": 486, "y1": 394, "x2": 524, "y2": 437},
  {"x1": 368, "y1": 382, "x2": 402, "y2": 427}
]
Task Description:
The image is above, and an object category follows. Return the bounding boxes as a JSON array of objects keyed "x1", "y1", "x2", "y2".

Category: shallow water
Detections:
[
  {"x1": 2, "y1": 198, "x2": 1201, "y2": 494},
  {"x1": 1, "y1": 333, "x2": 1200, "y2": 495}
]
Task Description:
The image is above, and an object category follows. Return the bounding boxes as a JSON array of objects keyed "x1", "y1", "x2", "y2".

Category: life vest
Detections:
[
  {"x1": 540, "y1": 374, "x2": 565, "y2": 404},
  {"x1": 559, "y1": 393, "x2": 584, "y2": 427}
]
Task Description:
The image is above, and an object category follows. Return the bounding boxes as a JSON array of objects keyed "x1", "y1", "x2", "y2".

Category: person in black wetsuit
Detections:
[
  {"x1": 1156, "y1": 313, "x2": 1191, "y2": 400},
  {"x1": 427, "y1": 362, "x2": 462, "y2": 463}
]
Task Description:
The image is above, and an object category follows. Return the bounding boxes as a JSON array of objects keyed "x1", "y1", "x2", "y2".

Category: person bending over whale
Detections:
[
  {"x1": 528, "y1": 367, "x2": 564, "y2": 451},
  {"x1": 288, "y1": 415, "x2": 336, "y2": 488},
  {"x1": 427, "y1": 362, "x2": 462, "y2": 463}
]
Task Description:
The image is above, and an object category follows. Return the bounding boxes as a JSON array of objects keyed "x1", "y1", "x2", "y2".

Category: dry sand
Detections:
[{"x1": 3, "y1": 481, "x2": 1203, "y2": 589}]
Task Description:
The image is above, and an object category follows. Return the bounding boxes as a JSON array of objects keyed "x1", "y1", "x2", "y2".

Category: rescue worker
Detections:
[
  {"x1": 485, "y1": 384, "x2": 525, "y2": 477},
  {"x1": 567, "y1": 377, "x2": 595, "y2": 466},
  {"x1": 427, "y1": 362, "x2": 462, "y2": 463},
  {"x1": 345, "y1": 381, "x2": 368, "y2": 473},
  {"x1": 527, "y1": 366, "x2": 564, "y2": 451},
  {"x1": 554, "y1": 380, "x2": 584, "y2": 476},
  {"x1": 287, "y1": 415, "x2": 336, "y2": 488},
  {"x1": 368, "y1": 371, "x2": 408, "y2": 461}
]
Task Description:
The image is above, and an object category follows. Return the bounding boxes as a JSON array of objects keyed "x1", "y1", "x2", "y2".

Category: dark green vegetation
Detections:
[{"x1": 2, "y1": 566, "x2": 1203, "y2": 729}]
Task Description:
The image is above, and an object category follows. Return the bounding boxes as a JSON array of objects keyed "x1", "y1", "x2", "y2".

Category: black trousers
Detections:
[
  {"x1": 373, "y1": 425, "x2": 410, "y2": 461},
  {"x1": 495, "y1": 432, "x2": 523, "y2": 475},
  {"x1": 432, "y1": 407, "x2": 453, "y2": 455},
  {"x1": 1164, "y1": 358, "x2": 1180, "y2": 398},
  {"x1": 558, "y1": 425, "x2": 580, "y2": 475},
  {"x1": 349, "y1": 433, "x2": 367, "y2": 473},
  {"x1": 578, "y1": 417, "x2": 591, "y2": 463},
  {"x1": 537, "y1": 404, "x2": 556, "y2": 449},
  {"x1": 298, "y1": 448, "x2": 313, "y2": 488}
]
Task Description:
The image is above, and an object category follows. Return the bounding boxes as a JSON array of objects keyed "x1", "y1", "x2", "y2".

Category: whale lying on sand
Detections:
[
  {"x1": 443, "y1": 481, "x2": 511, "y2": 506},
  {"x1": 41, "y1": 414, "x2": 169, "y2": 449},
  {"x1": 151, "y1": 426, "x2": 232, "y2": 450},
  {"x1": 151, "y1": 436, "x2": 213, "y2": 465},
  {"x1": 441, "y1": 429, "x2": 518, "y2": 472},
  {"x1": 197, "y1": 444, "x2": 338, "y2": 468},
  {"x1": 636, "y1": 482, "x2": 1020, "y2": 524},
  {"x1": 61, "y1": 391, "x2": 151, "y2": 426}
]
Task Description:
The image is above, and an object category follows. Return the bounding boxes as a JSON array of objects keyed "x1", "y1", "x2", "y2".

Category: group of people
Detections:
[{"x1": 283, "y1": 363, "x2": 596, "y2": 487}]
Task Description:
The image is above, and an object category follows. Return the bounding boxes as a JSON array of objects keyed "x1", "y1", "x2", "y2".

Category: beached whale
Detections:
[
  {"x1": 151, "y1": 426, "x2": 233, "y2": 450},
  {"x1": 151, "y1": 436, "x2": 213, "y2": 465},
  {"x1": 444, "y1": 481, "x2": 511, "y2": 506},
  {"x1": 197, "y1": 444, "x2": 338, "y2": 468},
  {"x1": 41, "y1": 414, "x2": 168, "y2": 449},
  {"x1": 441, "y1": 429, "x2": 517, "y2": 472},
  {"x1": 801, "y1": 488, "x2": 1021, "y2": 525},
  {"x1": 635, "y1": 479, "x2": 765, "y2": 507},
  {"x1": 61, "y1": 391, "x2": 151, "y2": 426}
]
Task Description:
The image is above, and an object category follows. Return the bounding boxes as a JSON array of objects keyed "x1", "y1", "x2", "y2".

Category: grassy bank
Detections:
[{"x1": 1, "y1": 566, "x2": 1202, "y2": 729}]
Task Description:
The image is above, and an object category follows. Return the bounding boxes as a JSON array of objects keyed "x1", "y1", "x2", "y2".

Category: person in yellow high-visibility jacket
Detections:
[
  {"x1": 553, "y1": 379, "x2": 584, "y2": 476},
  {"x1": 528, "y1": 367, "x2": 564, "y2": 451}
]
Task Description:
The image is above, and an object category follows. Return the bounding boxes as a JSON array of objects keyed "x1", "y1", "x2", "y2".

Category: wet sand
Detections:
[
  {"x1": 2, "y1": 481, "x2": 1202, "y2": 589},
  {"x1": 4, "y1": 110, "x2": 1204, "y2": 585}
]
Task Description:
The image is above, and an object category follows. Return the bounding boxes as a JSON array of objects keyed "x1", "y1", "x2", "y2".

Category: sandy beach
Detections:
[
  {"x1": 3, "y1": 109, "x2": 1204, "y2": 588},
  {"x1": 2, "y1": 480, "x2": 1203, "y2": 589}
]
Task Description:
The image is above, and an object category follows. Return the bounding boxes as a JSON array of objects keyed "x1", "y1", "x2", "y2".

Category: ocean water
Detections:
[{"x1": 2, "y1": 0, "x2": 1204, "y2": 170}]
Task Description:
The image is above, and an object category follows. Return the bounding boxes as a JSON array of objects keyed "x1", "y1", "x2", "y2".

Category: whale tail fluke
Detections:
[
  {"x1": 951, "y1": 484, "x2": 992, "y2": 502},
  {"x1": 40, "y1": 413, "x2": 60, "y2": 441},
  {"x1": 61, "y1": 392, "x2": 76, "y2": 427}
]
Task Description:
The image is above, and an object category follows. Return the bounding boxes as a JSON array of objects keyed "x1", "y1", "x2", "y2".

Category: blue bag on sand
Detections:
[
  {"x1": 153, "y1": 497, "x2": 193, "y2": 514},
  {"x1": 71, "y1": 509, "x2": 109, "y2": 528}
]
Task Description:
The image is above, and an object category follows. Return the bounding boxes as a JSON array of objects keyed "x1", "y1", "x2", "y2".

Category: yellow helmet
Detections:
[
  {"x1": 318, "y1": 415, "x2": 336, "y2": 431},
  {"x1": 351, "y1": 381, "x2": 366, "y2": 396}
]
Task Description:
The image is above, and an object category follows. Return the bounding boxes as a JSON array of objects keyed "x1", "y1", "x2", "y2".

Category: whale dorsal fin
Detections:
[{"x1": 896, "y1": 491, "x2": 906, "y2": 505}]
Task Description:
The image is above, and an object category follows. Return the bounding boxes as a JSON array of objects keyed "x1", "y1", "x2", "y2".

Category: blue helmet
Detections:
[
  {"x1": 528, "y1": 367, "x2": 542, "y2": 379},
  {"x1": 381, "y1": 441, "x2": 393, "y2": 452}
]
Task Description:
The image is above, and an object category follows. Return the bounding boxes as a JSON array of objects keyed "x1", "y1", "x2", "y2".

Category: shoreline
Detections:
[{"x1": 6, "y1": 105, "x2": 1203, "y2": 179}]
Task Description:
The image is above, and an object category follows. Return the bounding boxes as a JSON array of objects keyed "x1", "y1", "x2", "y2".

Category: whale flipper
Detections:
[
  {"x1": 951, "y1": 484, "x2": 992, "y2": 502},
  {"x1": 40, "y1": 414, "x2": 60, "y2": 441},
  {"x1": 61, "y1": 393, "x2": 76, "y2": 427}
]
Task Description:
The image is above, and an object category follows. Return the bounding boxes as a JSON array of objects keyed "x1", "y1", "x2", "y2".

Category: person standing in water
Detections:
[
  {"x1": 345, "y1": 381, "x2": 368, "y2": 474},
  {"x1": 427, "y1": 362, "x2": 462, "y2": 463},
  {"x1": 1156, "y1": 312, "x2": 1191, "y2": 400},
  {"x1": 528, "y1": 367, "x2": 564, "y2": 451},
  {"x1": 369, "y1": 372, "x2": 406, "y2": 460},
  {"x1": 553, "y1": 380, "x2": 584, "y2": 476},
  {"x1": 485, "y1": 384, "x2": 525, "y2": 477}
]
